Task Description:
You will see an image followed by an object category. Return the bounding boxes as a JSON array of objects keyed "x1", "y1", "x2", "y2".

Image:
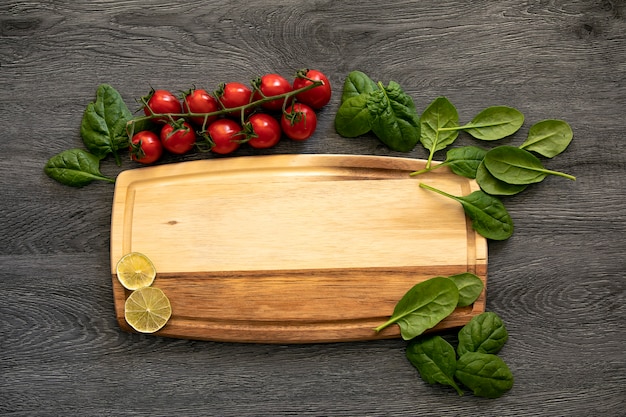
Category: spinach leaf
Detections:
[
  {"x1": 410, "y1": 146, "x2": 487, "y2": 178},
  {"x1": 406, "y1": 335, "x2": 464, "y2": 396},
  {"x1": 334, "y1": 94, "x2": 372, "y2": 137},
  {"x1": 340, "y1": 70, "x2": 377, "y2": 103},
  {"x1": 483, "y1": 146, "x2": 576, "y2": 185},
  {"x1": 374, "y1": 277, "x2": 459, "y2": 340},
  {"x1": 519, "y1": 119, "x2": 573, "y2": 158},
  {"x1": 419, "y1": 97, "x2": 459, "y2": 168},
  {"x1": 44, "y1": 149, "x2": 115, "y2": 187},
  {"x1": 335, "y1": 73, "x2": 421, "y2": 152},
  {"x1": 476, "y1": 161, "x2": 528, "y2": 196},
  {"x1": 448, "y1": 273, "x2": 484, "y2": 307},
  {"x1": 455, "y1": 352, "x2": 514, "y2": 398},
  {"x1": 419, "y1": 183, "x2": 514, "y2": 241},
  {"x1": 439, "y1": 106, "x2": 524, "y2": 141},
  {"x1": 367, "y1": 81, "x2": 421, "y2": 152},
  {"x1": 443, "y1": 146, "x2": 488, "y2": 179},
  {"x1": 457, "y1": 312, "x2": 509, "y2": 356},
  {"x1": 126, "y1": 117, "x2": 157, "y2": 140},
  {"x1": 80, "y1": 84, "x2": 133, "y2": 165}
]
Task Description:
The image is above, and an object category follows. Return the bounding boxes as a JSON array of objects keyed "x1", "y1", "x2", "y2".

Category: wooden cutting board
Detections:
[{"x1": 110, "y1": 154, "x2": 487, "y2": 343}]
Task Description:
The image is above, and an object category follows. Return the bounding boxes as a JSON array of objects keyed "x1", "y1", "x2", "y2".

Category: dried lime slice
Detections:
[
  {"x1": 124, "y1": 287, "x2": 172, "y2": 333},
  {"x1": 116, "y1": 252, "x2": 156, "y2": 290}
]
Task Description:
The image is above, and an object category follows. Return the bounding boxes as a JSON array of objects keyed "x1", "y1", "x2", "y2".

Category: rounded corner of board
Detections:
[{"x1": 113, "y1": 168, "x2": 134, "y2": 185}]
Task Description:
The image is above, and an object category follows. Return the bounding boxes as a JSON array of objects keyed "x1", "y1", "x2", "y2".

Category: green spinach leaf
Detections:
[
  {"x1": 419, "y1": 183, "x2": 514, "y2": 241},
  {"x1": 457, "y1": 312, "x2": 509, "y2": 356},
  {"x1": 335, "y1": 73, "x2": 421, "y2": 152},
  {"x1": 419, "y1": 97, "x2": 459, "y2": 168},
  {"x1": 448, "y1": 273, "x2": 484, "y2": 307},
  {"x1": 410, "y1": 146, "x2": 487, "y2": 178},
  {"x1": 367, "y1": 81, "x2": 421, "y2": 152},
  {"x1": 80, "y1": 84, "x2": 133, "y2": 165},
  {"x1": 443, "y1": 146, "x2": 488, "y2": 179},
  {"x1": 406, "y1": 335, "x2": 464, "y2": 395},
  {"x1": 483, "y1": 146, "x2": 576, "y2": 185},
  {"x1": 455, "y1": 352, "x2": 514, "y2": 398},
  {"x1": 374, "y1": 277, "x2": 459, "y2": 340},
  {"x1": 476, "y1": 161, "x2": 528, "y2": 196},
  {"x1": 519, "y1": 119, "x2": 573, "y2": 158},
  {"x1": 44, "y1": 149, "x2": 115, "y2": 187},
  {"x1": 340, "y1": 70, "x2": 377, "y2": 103},
  {"x1": 334, "y1": 94, "x2": 372, "y2": 137},
  {"x1": 439, "y1": 106, "x2": 524, "y2": 141}
]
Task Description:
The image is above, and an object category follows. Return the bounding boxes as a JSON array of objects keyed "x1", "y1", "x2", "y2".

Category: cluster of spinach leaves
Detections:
[
  {"x1": 374, "y1": 274, "x2": 512, "y2": 398},
  {"x1": 334, "y1": 73, "x2": 575, "y2": 241},
  {"x1": 413, "y1": 97, "x2": 575, "y2": 240},
  {"x1": 44, "y1": 84, "x2": 137, "y2": 187},
  {"x1": 334, "y1": 71, "x2": 421, "y2": 152},
  {"x1": 414, "y1": 96, "x2": 575, "y2": 193},
  {"x1": 407, "y1": 312, "x2": 513, "y2": 398}
]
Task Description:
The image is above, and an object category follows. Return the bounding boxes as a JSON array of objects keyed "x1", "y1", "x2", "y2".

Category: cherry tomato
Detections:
[
  {"x1": 130, "y1": 131, "x2": 163, "y2": 164},
  {"x1": 160, "y1": 121, "x2": 196, "y2": 155},
  {"x1": 182, "y1": 88, "x2": 220, "y2": 127},
  {"x1": 246, "y1": 113, "x2": 282, "y2": 149},
  {"x1": 207, "y1": 119, "x2": 243, "y2": 154},
  {"x1": 252, "y1": 74, "x2": 293, "y2": 111},
  {"x1": 281, "y1": 103, "x2": 317, "y2": 141},
  {"x1": 292, "y1": 69, "x2": 332, "y2": 109},
  {"x1": 217, "y1": 82, "x2": 253, "y2": 117},
  {"x1": 143, "y1": 89, "x2": 182, "y2": 122}
]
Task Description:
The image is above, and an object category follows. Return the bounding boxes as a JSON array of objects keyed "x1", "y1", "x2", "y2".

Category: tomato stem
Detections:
[{"x1": 128, "y1": 80, "x2": 324, "y2": 134}]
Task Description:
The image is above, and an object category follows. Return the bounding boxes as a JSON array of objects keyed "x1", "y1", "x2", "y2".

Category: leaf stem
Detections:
[
  {"x1": 410, "y1": 163, "x2": 444, "y2": 176},
  {"x1": 419, "y1": 182, "x2": 458, "y2": 201},
  {"x1": 437, "y1": 125, "x2": 468, "y2": 132},
  {"x1": 374, "y1": 317, "x2": 398, "y2": 333},
  {"x1": 538, "y1": 167, "x2": 576, "y2": 181},
  {"x1": 112, "y1": 147, "x2": 122, "y2": 166},
  {"x1": 375, "y1": 304, "x2": 424, "y2": 332},
  {"x1": 425, "y1": 129, "x2": 440, "y2": 169},
  {"x1": 438, "y1": 120, "x2": 511, "y2": 132}
]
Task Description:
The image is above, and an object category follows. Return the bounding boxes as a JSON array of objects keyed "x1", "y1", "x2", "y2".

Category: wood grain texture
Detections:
[
  {"x1": 109, "y1": 155, "x2": 487, "y2": 342},
  {"x1": 1, "y1": 0, "x2": 625, "y2": 415}
]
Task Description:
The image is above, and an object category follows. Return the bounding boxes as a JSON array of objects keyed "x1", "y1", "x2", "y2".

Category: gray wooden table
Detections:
[{"x1": 2, "y1": 1, "x2": 625, "y2": 415}]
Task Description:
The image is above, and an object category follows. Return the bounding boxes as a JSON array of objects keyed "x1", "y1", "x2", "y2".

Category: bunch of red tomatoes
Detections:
[{"x1": 129, "y1": 69, "x2": 331, "y2": 164}]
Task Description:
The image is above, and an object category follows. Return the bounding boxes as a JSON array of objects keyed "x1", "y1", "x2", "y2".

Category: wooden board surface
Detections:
[{"x1": 110, "y1": 154, "x2": 487, "y2": 343}]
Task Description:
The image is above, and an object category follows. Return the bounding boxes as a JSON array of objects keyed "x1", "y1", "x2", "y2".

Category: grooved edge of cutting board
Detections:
[{"x1": 110, "y1": 154, "x2": 488, "y2": 343}]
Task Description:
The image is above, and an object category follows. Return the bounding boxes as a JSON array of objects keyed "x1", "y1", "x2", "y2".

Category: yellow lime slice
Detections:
[
  {"x1": 116, "y1": 252, "x2": 156, "y2": 290},
  {"x1": 124, "y1": 287, "x2": 172, "y2": 333}
]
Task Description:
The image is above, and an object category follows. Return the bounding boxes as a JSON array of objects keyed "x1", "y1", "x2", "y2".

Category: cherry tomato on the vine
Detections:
[
  {"x1": 207, "y1": 119, "x2": 243, "y2": 155},
  {"x1": 292, "y1": 69, "x2": 332, "y2": 109},
  {"x1": 252, "y1": 74, "x2": 293, "y2": 111},
  {"x1": 281, "y1": 103, "x2": 317, "y2": 141},
  {"x1": 182, "y1": 88, "x2": 220, "y2": 127},
  {"x1": 160, "y1": 121, "x2": 196, "y2": 155},
  {"x1": 130, "y1": 131, "x2": 163, "y2": 164},
  {"x1": 143, "y1": 89, "x2": 182, "y2": 122},
  {"x1": 246, "y1": 113, "x2": 282, "y2": 149},
  {"x1": 217, "y1": 82, "x2": 253, "y2": 118}
]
